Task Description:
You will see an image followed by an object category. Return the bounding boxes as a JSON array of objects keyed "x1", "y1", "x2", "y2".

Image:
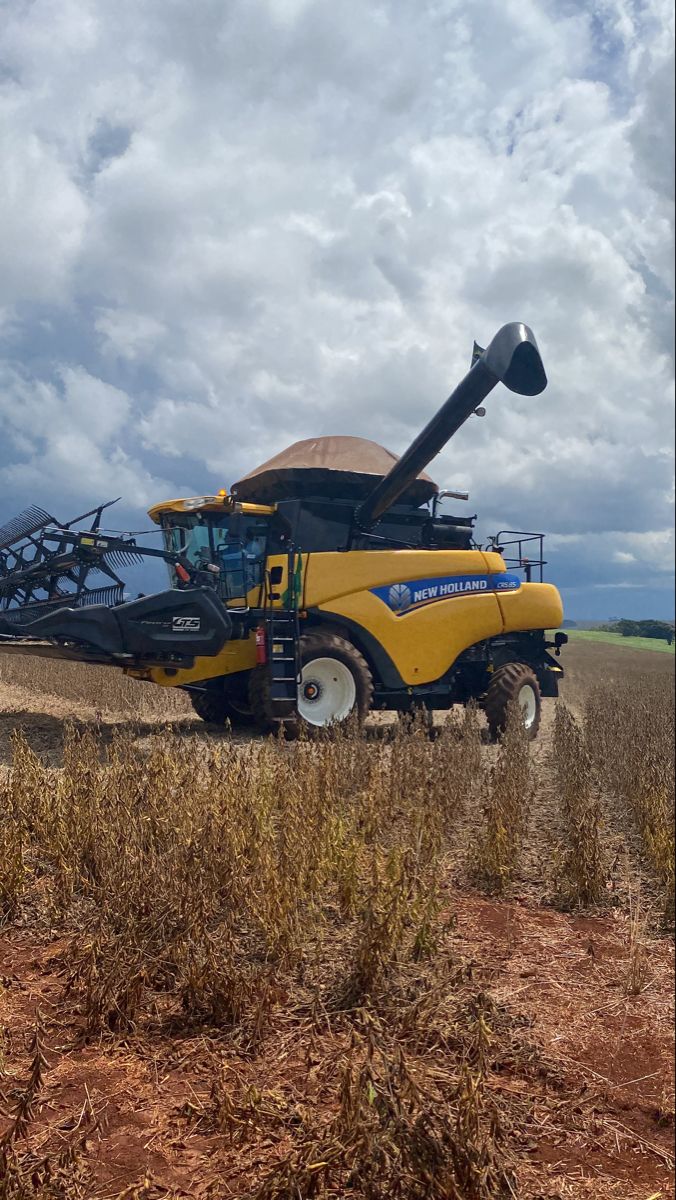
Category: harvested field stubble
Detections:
[
  {"x1": 0, "y1": 652, "x2": 192, "y2": 719},
  {"x1": 0, "y1": 642, "x2": 674, "y2": 1198}
]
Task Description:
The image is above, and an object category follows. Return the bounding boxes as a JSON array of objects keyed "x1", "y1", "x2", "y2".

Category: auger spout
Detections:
[{"x1": 355, "y1": 322, "x2": 546, "y2": 531}]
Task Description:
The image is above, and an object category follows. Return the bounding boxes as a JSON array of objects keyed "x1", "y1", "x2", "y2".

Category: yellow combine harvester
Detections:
[{"x1": 0, "y1": 322, "x2": 566, "y2": 739}]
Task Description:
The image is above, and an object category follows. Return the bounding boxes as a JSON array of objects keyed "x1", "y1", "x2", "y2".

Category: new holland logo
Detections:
[
  {"x1": 371, "y1": 573, "x2": 521, "y2": 615},
  {"x1": 172, "y1": 616, "x2": 201, "y2": 632},
  {"x1": 388, "y1": 583, "x2": 412, "y2": 612}
]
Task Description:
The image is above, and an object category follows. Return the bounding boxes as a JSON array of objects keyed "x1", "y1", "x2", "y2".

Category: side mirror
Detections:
[{"x1": 269, "y1": 565, "x2": 283, "y2": 584}]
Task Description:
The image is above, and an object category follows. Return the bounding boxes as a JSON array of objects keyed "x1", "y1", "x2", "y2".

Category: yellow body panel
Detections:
[
  {"x1": 497, "y1": 582, "x2": 564, "y2": 633},
  {"x1": 302, "y1": 549, "x2": 497, "y2": 608},
  {"x1": 319, "y1": 590, "x2": 502, "y2": 685},
  {"x1": 128, "y1": 634, "x2": 257, "y2": 688},
  {"x1": 147, "y1": 497, "x2": 275, "y2": 522},
  {"x1": 305, "y1": 549, "x2": 505, "y2": 686},
  {"x1": 304, "y1": 551, "x2": 561, "y2": 687}
]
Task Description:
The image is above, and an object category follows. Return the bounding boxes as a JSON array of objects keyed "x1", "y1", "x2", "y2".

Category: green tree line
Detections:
[{"x1": 600, "y1": 619, "x2": 675, "y2": 644}]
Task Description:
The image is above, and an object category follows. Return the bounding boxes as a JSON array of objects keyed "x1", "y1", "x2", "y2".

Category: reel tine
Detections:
[
  {"x1": 0, "y1": 597, "x2": 72, "y2": 624},
  {"x1": 1, "y1": 583, "x2": 125, "y2": 621},
  {"x1": 0, "y1": 506, "x2": 56, "y2": 551},
  {"x1": 0, "y1": 564, "x2": 74, "y2": 597},
  {"x1": 0, "y1": 497, "x2": 158, "y2": 619},
  {"x1": 102, "y1": 549, "x2": 144, "y2": 569},
  {"x1": 0, "y1": 607, "x2": 30, "y2": 624},
  {"x1": 78, "y1": 584, "x2": 126, "y2": 607}
]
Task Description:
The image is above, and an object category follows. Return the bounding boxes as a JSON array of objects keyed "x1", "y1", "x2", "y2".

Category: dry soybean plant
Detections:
[
  {"x1": 2, "y1": 655, "x2": 673, "y2": 1196},
  {"x1": 0, "y1": 1013, "x2": 96, "y2": 1200},
  {"x1": 550, "y1": 702, "x2": 607, "y2": 908},
  {"x1": 584, "y1": 677, "x2": 675, "y2": 919},
  {"x1": 0, "y1": 800, "x2": 24, "y2": 922},
  {"x1": 0, "y1": 713, "x2": 484, "y2": 1042},
  {"x1": 471, "y1": 705, "x2": 533, "y2": 894},
  {"x1": 0, "y1": 711, "x2": 522, "y2": 1196},
  {"x1": 248, "y1": 1008, "x2": 515, "y2": 1200}
]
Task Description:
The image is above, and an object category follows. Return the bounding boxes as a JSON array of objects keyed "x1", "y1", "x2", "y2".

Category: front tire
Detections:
[
  {"x1": 249, "y1": 632, "x2": 373, "y2": 733},
  {"x1": 484, "y1": 662, "x2": 542, "y2": 741},
  {"x1": 190, "y1": 674, "x2": 256, "y2": 727}
]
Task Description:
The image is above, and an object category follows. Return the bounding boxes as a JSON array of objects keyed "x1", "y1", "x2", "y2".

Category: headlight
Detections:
[{"x1": 181, "y1": 496, "x2": 217, "y2": 510}]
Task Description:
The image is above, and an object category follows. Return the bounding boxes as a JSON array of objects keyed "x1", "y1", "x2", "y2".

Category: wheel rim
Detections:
[
  {"x1": 297, "y1": 657, "x2": 357, "y2": 726},
  {"x1": 518, "y1": 683, "x2": 538, "y2": 729}
]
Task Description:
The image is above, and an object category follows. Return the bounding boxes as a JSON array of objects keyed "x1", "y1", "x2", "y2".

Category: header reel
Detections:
[
  {"x1": 0, "y1": 498, "x2": 234, "y2": 667},
  {"x1": 0, "y1": 499, "x2": 153, "y2": 626}
]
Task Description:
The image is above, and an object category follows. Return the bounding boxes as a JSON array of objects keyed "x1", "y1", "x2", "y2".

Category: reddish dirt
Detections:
[
  {"x1": 447, "y1": 894, "x2": 674, "y2": 1197},
  {"x1": 1, "y1": 892, "x2": 673, "y2": 1199}
]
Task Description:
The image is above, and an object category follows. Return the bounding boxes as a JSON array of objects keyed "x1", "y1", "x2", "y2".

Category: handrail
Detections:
[{"x1": 489, "y1": 530, "x2": 547, "y2": 583}]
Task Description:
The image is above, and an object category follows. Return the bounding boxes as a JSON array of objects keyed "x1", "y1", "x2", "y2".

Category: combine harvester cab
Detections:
[{"x1": 0, "y1": 322, "x2": 567, "y2": 739}]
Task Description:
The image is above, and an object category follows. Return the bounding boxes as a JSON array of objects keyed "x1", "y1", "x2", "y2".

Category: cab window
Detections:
[
  {"x1": 163, "y1": 518, "x2": 212, "y2": 570},
  {"x1": 161, "y1": 512, "x2": 268, "y2": 602},
  {"x1": 213, "y1": 519, "x2": 268, "y2": 598}
]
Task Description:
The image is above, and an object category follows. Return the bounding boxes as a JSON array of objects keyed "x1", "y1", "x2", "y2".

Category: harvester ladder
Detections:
[{"x1": 265, "y1": 547, "x2": 301, "y2": 717}]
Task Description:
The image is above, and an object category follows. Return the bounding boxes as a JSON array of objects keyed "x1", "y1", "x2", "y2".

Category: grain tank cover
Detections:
[{"x1": 231, "y1": 436, "x2": 438, "y2": 506}]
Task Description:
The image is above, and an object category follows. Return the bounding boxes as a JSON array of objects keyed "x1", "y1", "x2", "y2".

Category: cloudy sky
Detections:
[{"x1": 1, "y1": 0, "x2": 673, "y2": 618}]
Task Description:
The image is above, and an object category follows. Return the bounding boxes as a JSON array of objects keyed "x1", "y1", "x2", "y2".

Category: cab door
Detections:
[{"x1": 211, "y1": 514, "x2": 270, "y2": 608}]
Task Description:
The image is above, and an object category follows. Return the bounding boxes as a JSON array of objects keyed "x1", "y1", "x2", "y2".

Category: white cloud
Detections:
[
  {"x1": 0, "y1": 363, "x2": 181, "y2": 509},
  {"x1": 0, "y1": 0, "x2": 673, "y2": 612},
  {"x1": 0, "y1": 109, "x2": 88, "y2": 306}
]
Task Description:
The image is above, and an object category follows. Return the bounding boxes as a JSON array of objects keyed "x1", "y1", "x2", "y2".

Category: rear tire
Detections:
[
  {"x1": 484, "y1": 662, "x2": 541, "y2": 741},
  {"x1": 249, "y1": 632, "x2": 373, "y2": 734},
  {"x1": 190, "y1": 674, "x2": 256, "y2": 727}
]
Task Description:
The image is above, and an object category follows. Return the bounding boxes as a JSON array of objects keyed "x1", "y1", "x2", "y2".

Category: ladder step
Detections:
[{"x1": 264, "y1": 565, "x2": 300, "y2": 716}]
